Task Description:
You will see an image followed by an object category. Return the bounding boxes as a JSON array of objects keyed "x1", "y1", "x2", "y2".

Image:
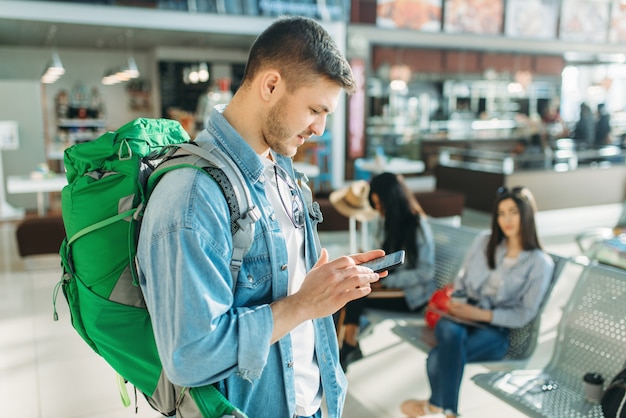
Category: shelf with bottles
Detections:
[
  {"x1": 49, "y1": 86, "x2": 108, "y2": 161},
  {"x1": 48, "y1": 118, "x2": 107, "y2": 161},
  {"x1": 57, "y1": 118, "x2": 107, "y2": 130}
]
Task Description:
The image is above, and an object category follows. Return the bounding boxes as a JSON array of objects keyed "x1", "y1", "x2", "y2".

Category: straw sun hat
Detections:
[{"x1": 329, "y1": 180, "x2": 378, "y2": 222}]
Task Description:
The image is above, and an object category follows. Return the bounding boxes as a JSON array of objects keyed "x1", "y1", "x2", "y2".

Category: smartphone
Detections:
[{"x1": 360, "y1": 250, "x2": 405, "y2": 273}]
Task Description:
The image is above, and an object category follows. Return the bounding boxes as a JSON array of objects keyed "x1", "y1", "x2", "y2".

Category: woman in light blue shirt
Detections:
[
  {"x1": 337, "y1": 173, "x2": 436, "y2": 372},
  {"x1": 401, "y1": 186, "x2": 554, "y2": 418}
]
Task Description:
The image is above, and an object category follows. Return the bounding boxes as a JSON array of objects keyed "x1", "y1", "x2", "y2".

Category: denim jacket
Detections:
[
  {"x1": 136, "y1": 107, "x2": 347, "y2": 418},
  {"x1": 454, "y1": 232, "x2": 554, "y2": 328}
]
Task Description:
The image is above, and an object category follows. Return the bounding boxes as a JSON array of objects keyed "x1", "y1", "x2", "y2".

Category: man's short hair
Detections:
[{"x1": 242, "y1": 16, "x2": 356, "y2": 94}]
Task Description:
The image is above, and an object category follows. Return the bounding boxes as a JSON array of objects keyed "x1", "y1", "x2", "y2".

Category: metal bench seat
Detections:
[
  {"x1": 430, "y1": 219, "x2": 485, "y2": 289},
  {"x1": 335, "y1": 220, "x2": 484, "y2": 343},
  {"x1": 471, "y1": 261, "x2": 626, "y2": 418},
  {"x1": 392, "y1": 253, "x2": 569, "y2": 363}
]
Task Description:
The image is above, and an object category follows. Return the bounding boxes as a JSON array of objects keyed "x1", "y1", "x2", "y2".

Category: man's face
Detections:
[{"x1": 263, "y1": 77, "x2": 341, "y2": 157}]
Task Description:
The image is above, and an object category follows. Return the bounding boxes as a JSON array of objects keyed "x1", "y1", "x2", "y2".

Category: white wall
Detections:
[{"x1": 0, "y1": 80, "x2": 45, "y2": 209}]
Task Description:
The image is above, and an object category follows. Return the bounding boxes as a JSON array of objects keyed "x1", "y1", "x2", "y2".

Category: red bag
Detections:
[{"x1": 425, "y1": 284, "x2": 453, "y2": 329}]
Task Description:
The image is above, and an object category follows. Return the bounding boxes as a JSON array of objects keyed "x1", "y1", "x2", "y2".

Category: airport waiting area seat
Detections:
[
  {"x1": 429, "y1": 220, "x2": 485, "y2": 289},
  {"x1": 336, "y1": 220, "x2": 485, "y2": 344},
  {"x1": 471, "y1": 261, "x2": 626, "y2": 418},
  {"x1": 392, "y1": 252, "x2": 569, "y2": 364}
]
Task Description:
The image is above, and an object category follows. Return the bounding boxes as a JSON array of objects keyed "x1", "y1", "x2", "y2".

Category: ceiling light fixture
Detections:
[
  {"x1": 198, "y1": 62, "x2": 209, "y2": 83},
  {"x1": 101, "y1": 68, "x2": 120, "y2": 85},
  {"x1": 182, "y1": 62, "x2": 209, "y2": 85},
  {"x1": 41, "y1": 26, "x2": 65, "y2": 84},
  {"x1": 101, "y1": 31, "x2": 141, "y2": 86},
  {"x1": 41, "y1": 52, "x2": 65, "y2": 84},
  {"x1": 115, "y1": 66, "x2": 132, "y2": 82},
  {"x1": 188, "y1": 65, "x2": 200, "y2": 84},
  {"x1": 123, "y1": 56, "x2": 140, "y2": 79},
  {"x1": 121, "y1": 30, "x2": 140, "y2": 80}
]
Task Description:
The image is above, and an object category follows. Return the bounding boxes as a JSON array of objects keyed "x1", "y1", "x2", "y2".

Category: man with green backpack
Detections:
[{"x1": 136, "y1": 16, "x2": 386, "y2": 418}]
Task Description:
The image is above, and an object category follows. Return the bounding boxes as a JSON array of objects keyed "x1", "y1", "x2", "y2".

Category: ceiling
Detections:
[
  {"x1": 0, "y1": 19, "x2": 258, "y2": 51},
  {"x1": 0, "y1": 1, "x2": 270, "y2": 52},
  {"x1": 1, "y1": 1, "x2": 624, "y2": 62}
]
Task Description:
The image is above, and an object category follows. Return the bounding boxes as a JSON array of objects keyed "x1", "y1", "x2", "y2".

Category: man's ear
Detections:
[{"x1": 259, "y1": 70, "x2": 282, "y2": 102}]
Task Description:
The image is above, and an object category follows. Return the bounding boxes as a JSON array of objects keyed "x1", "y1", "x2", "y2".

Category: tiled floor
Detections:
[{"x1": 0, "y1": 203, "x2": 619, "y2": 417}]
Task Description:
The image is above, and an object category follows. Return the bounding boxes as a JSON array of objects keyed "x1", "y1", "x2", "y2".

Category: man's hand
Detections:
[{"x1": 269, "y1": 248, "x2": 386, "y2": 343}]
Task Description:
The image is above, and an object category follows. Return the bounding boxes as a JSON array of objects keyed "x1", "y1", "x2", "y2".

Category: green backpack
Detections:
[{"x1": 56, "y1": 118, "x2": 259, "y2": 418}]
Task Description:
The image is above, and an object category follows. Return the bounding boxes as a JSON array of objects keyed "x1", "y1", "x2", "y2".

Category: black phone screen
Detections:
[{"x1": 359, "y1": 250, "x2": 406, "y2": 273}]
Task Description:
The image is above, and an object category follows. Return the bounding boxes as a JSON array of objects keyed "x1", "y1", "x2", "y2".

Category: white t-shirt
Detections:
[{"x1": 261, "y1": 157, "x2": 321, "y2": 416}]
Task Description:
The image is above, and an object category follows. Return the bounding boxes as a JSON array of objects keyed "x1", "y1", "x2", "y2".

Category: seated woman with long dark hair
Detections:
[
  {"x1": 332, "y1": 173, "x2": 436, "y2": 372},
  {"x1": 400, "y1": 186, "x2": 554, "y2": 418}
]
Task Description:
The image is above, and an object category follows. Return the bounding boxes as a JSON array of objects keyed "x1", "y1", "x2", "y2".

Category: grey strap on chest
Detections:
[
  {"x1": 294, "y1": 169, "x2": 323, "y2": 255},
  {"x1": 173, "y1": 142, "x2": 261, "y2": 280}
]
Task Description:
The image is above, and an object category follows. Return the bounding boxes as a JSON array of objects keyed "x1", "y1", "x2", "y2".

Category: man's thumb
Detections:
[{"x1": 313, "y1": 248, "x2": 329, "y2": 269}]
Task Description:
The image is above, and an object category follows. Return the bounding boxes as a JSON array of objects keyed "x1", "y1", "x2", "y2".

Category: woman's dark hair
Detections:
[
  {"x1": 486, "y1": 186, "x2": 541, "y2": 269},
  {"x1": 369, "y1": 173, "x2": 423, "y2": 269},
  {"x1": 241, "y1": 16, "x2": 355, "y2": 94}
]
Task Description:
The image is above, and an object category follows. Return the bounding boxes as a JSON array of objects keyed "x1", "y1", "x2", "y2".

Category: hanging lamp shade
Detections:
[
  {"x1": 123, "y1": 56, "x2": 140, "y2": 79},
  {"x1": 198, "y1": 62, "x2": 209, "y2": 82},
  {"x1": 41, "y1": 52, "x2": 65, "y2": 84},
  {"x1": 101, "y1": 68, "x2": 119, "y2": 85}
]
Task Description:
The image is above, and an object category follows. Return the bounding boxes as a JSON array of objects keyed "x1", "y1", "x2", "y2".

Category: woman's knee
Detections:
[
  {"x1": 435, "y1": 319, "x2": 467, "y2": 344},
  {"x1": 466, "y1": 328, "x2": 510, "y2": 362}
]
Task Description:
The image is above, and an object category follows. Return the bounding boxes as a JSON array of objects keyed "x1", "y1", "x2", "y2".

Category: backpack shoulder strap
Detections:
[
  {"x1": 293, "y1": 168, "x2": 322, "y2": 255},
  {"x1": 150, "y1": 141, "x2": 261, "y2": 281}
]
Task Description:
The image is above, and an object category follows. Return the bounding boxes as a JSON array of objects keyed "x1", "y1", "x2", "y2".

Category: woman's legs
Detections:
[
  {"x1": 427, "y1": 319, "x2": 467, "y2": 413},
  {"x1": 425, "y1": 319, "x2": 509, "y2": 416},
  {"x1": 340, "y1": 296, "x2": 411, "y2": 371},
  {"x1": 339, "y1": 297, "x2": 366, "y2": 371},
  {"x1": 343, "y1": 296, "x2": 412, "y2": 344},
  {"x1": 342, "y1": 297, "x2": 367, "y2": 347}
]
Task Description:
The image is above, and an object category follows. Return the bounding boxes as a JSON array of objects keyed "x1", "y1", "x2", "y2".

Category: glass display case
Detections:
[{"x1": 363, "y1": 72, "x2": 560, "y2": 172}]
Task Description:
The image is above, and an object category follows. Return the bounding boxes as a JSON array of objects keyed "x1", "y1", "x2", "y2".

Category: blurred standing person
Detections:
[
  {"x1": 595, "y1": 103, "x2": 611, "y2": 147},
  {"x1": 540, "y1": 98, "x2": 568, "y2": 140},
  {"x1": 573, "y1": 103, "x2": 595, "y2": 149}
]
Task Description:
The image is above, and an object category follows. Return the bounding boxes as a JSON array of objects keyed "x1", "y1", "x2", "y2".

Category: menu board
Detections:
[
  {"x1": 443, "y1": 0, "x2": 504, "y2": 34},
  {"x1": 559, "y1": 0, "x2": 610, "y2": 42},
  {"x1": 609, "y1": 1, "x2": 626, "y2": 43},
  {"x1": 376, "y1": 0, "x2": 442, "y2": 31},
  {"x1": 505, "y1": 0, "x2": 558, "y2": 39}
]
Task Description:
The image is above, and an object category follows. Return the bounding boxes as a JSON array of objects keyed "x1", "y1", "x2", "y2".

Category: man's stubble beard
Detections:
[{"x1": 265, "y1": 96, "x2": 299, "y2": 157}]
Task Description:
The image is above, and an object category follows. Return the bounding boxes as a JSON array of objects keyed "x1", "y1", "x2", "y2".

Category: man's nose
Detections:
[{"x1": 310, "y1": 116, "x2": 326, "y2": 137}]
